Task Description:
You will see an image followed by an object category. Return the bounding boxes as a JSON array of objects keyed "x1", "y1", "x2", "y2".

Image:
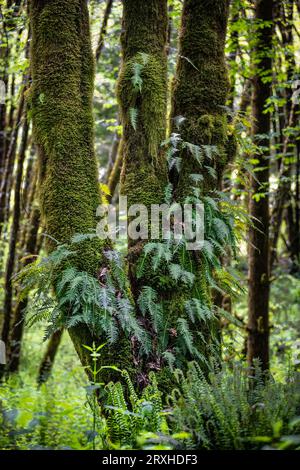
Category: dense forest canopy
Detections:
[{"x1": 0, "y1": 0, "x2": 300, "y2": 452}]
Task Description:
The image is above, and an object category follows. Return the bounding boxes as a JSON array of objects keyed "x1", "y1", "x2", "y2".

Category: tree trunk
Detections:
[
  {"x1": 37, "y1": 329, "x2": 63, "y2": 385},
  {"x1": 247, "y1": 0, "x2": 273, "y2": 372},
  {"x1": 107, "y1": 137, "x2": 121, "y2": 199},
  {"x1": 0, "y1": 87, "x2": 25, "y2": 237},
  {"x1": 29, "y1": 0, "x2": 133, "y2": 382},
  {"x1": 1, "y1": 108, "x2": 29, "y2": 352},
  {"x1": 117, "y1": 0, "x2": 168, "y2": 385},
  {"x1": 170, "y1": 0, "x2": 232, "y2": 200},
  {"x1": 118, "y1": 0, "x2": 168, "y2": 215},
  {"x1": 8, "y1": 206, "x2": 40, "y2": 373},
  {"x1": 269, "y1": 0, "x2": 296, "y2": 271},
  {"x1": 95, "y1": 0, "x2": 113, "y2": 63},
  {"x1": 0, "y1": 0, "x2": 23, "y2": 182},
  {"x1": 167, "y1": 0, "x2": 232, "y2": 364}
]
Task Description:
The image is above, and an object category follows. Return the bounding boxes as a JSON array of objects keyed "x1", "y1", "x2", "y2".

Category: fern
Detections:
[
  {"x1": 184, "y1": 141, "x2": 203, "y2": 164},
  {"x1": 169, "y1": 263, "x2": 195, "y2": 286},
  {"x1": 129, "y1": 107, "x2": 138, "y2": 131},
  {"x1": 16, "y1": 240, "x2": 152, "y2": 353},
  {"x1": 184, "y1": 298, "x2": 214, "y2": 324},
  {"x1": 171, "y1": 362, "x2": 300, "y2": 450},
  {"x1": 177, "y1": 318, "x2": 195, "y2": 357},
  {"x1": 138, "y1": 286, "x2": 163, "y2": 333},
  {"x1": 162, "y1": 351, "x2": 176, "y2": 370},
  {"x1": 105, "y1": 371, "x2": 167, "y2": 447},
  {"x1": 130, "y1": 52, "x2": 149, "y2": 93},
  {"x1": 143, "y1": 242, "x2": 173, "y2": 271},
  {"x1": 131, "y1": 63, "x2": 143, "y2": 92}
]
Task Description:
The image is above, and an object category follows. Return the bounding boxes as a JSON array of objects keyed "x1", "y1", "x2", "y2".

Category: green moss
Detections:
[
  {"x1": 165, "y1": 0, "x2": 232, "y2": 369},
  {"x1": 30, "y1": 0, "x2": 103, "y2": 274},
  {"x1": 117, "y1": 2, "x2": 168, "y2": 242},
  {"x1": 30, "y1": 0, "x2": 133, "y2": 379},
  {"x1": 116, "y1": 0, "x2": 171, "y2": 386},
  {"x1": 118, "y1": 54, "x2": 167, "y2": 168},
  {"x1": 170, "y1": 0, "x2": 232, "y2": 200}
]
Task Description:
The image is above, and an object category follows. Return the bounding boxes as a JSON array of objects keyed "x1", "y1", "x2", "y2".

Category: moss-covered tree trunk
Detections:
[
  {"x1": 117, "y1": 1, "x2": 168, "y2": 384},
  {"x1": 116, "y1": 0, "x2": 170, "y2": 385},
  {"x1": 29, "y1": 0, "x2": 132, "y2": 379},
  {"x1": 166, "y1": 0, "x2": 232, "y2": 365},
  {"x1": 170, "y1": 0, "x2": 231, "y2": 198},
  {"x1": 247, "y1": 0, "x2": 273, "y2": 372},
  {"x1": 118, "y1": 0, "x2": 168, "y2": 232}
]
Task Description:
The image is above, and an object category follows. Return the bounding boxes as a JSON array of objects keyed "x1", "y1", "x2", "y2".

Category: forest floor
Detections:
[{"x1": 0, "y1": 269, "x2": 300, "y2": 450}]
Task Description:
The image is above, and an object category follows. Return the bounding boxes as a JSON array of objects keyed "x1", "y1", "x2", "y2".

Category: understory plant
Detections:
[{"x1": 169, "y1": 361, "x2": 300, "y2": 450}]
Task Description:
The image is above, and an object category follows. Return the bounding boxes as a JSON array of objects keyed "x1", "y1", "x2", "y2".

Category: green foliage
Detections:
[
  {"x1": 83, "y1": 342, "x2": 121, "y2": 450},
  {"x1": 130, "y1": 52, "x2": 149, "y2": 92},
  {"x1": 15, "y1": 240, "x2": 151, "y2": 354},
  {"x1": 138, "y1": 286, "x2": 164, "y2": 333},
  {"x1": 0, "y1": 359, "x2": 95, "y2": 450},
  {"x1": 132, "y1": 163, "x2": 245, "y2": 366},
  {"x1": 129, "y1": 107, "x2": 138, "y2": 131},
  {"x1": 170, "y1": 361, "x2": 300, "y2": 450},
  {"x1": 105, "y1": 371, "x2": 169, "y2": 448}
]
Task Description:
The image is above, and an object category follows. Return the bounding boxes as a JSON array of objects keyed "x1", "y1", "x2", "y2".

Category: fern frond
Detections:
[{"x1": 129, "y1": 107, "x2": 138, "y2": 130}]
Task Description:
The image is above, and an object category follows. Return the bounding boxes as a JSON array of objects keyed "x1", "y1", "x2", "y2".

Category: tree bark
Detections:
[
  {"x1": 107, "y1": 137, "x2": 121, "y2": 199},
  {"x1": 29, "y1": 0, "x2": 133, "y2": 382},
  {"x1": 117, "y1": 0, "x2": 168, "y2": 385},
  {"x1": 118, "y1": 0, "x2": 169, "y2": 303},
  {"x1": 167, "y1": 0, "x2": 232, "y2": 364},
  {"x1": 269, "y1": 0, "x2": 296, "y2": 270},
  {"x1": 8, "y1": 206, "x2": 40, "y2": 373},
  {"x1": 0, "y1": 87, "x2": 25, "y2": 237},
  {"x1": 1, "y1": 107, "x2": 29, "y2": 352},
  {"x1": 37, "y1": 329, "x2": 63, "y2": 385},
  {"x1": 247, "y1": 0, "x2": 273, "y2": 372},
  {"x1": 170, "y1": 0, "x2": 232, "y2": 200}
]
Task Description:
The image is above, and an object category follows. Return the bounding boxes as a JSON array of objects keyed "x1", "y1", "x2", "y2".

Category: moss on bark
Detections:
[
  {"x1": 170, "y1": 0, "x2": 232, "y2": 199},
  {"x1": 117, "y1": 0, "x2": 168, "y2": 213},
  {"x1": 117, "y1": 0, "x2": 168, "y2": 287},
  {"x1": 166, "y1": 0, "x2": 232, "y2": 367},
  {"x1": 30, "y1": 0, "x2": 100, "y2": 270},
  {"x1": 29, "y1": 0, "x2": 133, "y2": 380},
  {"x1": 117, "y1": 0, "x2": 169, "y2": 384}
]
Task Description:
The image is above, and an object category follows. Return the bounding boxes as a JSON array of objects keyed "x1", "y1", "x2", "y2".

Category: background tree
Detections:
[{"x1": 247, "y1": 0, "x2": 273, "y2": 371}]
